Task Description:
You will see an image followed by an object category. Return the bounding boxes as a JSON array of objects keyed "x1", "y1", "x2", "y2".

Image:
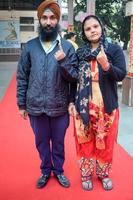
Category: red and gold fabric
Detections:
[{"x1": 74, "y1": 60, "x2": 119, "y2": 178}]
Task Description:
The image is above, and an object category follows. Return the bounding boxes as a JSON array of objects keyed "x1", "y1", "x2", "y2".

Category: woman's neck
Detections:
[{"x1": 91, "y1": 42, "x2": 99, "y2": 50}]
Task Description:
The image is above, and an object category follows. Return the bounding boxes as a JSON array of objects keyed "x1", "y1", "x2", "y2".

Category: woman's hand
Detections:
[
  {"x1": 96, "y1": 46, "x2": 110, "y2": 71},
  {"x1": 68, "y1": 103, "x2": 78, "y2": 117}
]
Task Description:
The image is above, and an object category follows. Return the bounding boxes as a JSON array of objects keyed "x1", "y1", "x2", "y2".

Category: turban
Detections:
[{"x1": 37, "y1": 0, "x2": 61, "y2": 21}]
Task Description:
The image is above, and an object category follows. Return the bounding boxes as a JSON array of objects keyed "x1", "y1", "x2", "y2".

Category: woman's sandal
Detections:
[
  {"x1": 99, "y1": 177, "x2": 113, "y2": 190},
  {"x1": 82, "y1": 176, "x2": 93, "y2": 191}
]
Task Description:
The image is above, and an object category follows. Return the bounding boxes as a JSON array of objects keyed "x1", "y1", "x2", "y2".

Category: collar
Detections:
[{"x1": 40, "y1": 34, "x2": 61, "y2": 54}]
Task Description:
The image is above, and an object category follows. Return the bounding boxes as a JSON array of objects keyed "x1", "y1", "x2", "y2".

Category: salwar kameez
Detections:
[{"x1": 74, "y1": 60, "x2": 119, "y2": 179}]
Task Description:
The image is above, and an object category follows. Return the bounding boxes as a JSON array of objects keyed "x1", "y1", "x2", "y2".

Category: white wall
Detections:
[{"x1": 0, "y1": 10, "x2": 39, "y2": 44}]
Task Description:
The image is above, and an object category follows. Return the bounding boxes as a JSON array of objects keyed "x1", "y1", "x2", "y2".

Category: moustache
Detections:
[
  {"x1": 38, "y1": 23, "x2": 60, "y2": 42},
  {"x1": 44, "y1": 25, "x2": 53, "y2": 31}
]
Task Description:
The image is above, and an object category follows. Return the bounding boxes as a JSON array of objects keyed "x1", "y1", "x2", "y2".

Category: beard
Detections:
[{"x1": 38, "y1": 23, "x2": 60, "y2": 42}]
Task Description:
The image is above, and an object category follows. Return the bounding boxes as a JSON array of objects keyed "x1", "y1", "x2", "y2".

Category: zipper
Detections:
[{"x1": 43, "y1": 54, "x2": 48, "y2": 109}]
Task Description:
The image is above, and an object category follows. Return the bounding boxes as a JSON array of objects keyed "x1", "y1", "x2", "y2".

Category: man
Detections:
[{"x1": 17, "y1": 0, "x2": 78, "y2": 189}]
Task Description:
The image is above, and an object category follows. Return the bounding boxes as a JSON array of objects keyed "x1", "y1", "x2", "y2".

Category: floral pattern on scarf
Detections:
[{"x1": 75, "y1": 39, "x2": 108, "y2": 126}]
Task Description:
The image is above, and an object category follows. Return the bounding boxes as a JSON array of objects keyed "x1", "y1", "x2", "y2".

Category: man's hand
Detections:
[
  {"x1": 19, "y1": 109, "x2": 28, "y2": 120},
  {"x1": 96, "y1": 45, "x2": 110, "y2": 71},
  {"x1": 54, "y1": 44, "x2": 66, "y2": 61}
]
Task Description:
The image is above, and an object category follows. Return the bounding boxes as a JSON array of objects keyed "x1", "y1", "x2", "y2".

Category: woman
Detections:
[
  {"x1": 65, "y1": 32, "x2": 79, "y2": 50},
  {"x1": 69, "y1": 15, "x2": 126, "y2": 191}
]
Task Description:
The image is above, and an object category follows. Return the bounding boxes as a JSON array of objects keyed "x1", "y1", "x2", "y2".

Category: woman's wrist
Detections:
[{"x1": 103, "y1": 63, "x2": 110, "y2": 71}]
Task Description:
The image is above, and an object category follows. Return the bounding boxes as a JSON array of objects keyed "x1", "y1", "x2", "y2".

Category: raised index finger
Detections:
[
  {"x1": 101, "y1": 45, "x2": 105, "y2": 53},
  {"x1": 58, "y1": 42, "x2": 63, "y2": 51}
]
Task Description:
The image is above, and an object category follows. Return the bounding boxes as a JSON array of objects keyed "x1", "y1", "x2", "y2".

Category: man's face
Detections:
[
  {"x1": 39, "y1": 9, "x2": 59, "y2": 42},
  {"x1": 40, "y1": 9, "x2": 58, "y2": 31}
]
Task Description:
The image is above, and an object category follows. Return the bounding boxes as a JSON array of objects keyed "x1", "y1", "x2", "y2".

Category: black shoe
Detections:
[
  {"x1": 54, "y1": 174, "x2": 70, "y2": 188},
  {"x1": 36, "y1": 174, "x2": 50, "y2": 189}
]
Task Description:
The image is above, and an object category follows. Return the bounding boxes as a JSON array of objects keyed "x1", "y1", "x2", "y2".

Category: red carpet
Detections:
[{"x1": 0, "y1": 75, "x2": 133, "y2": 200}]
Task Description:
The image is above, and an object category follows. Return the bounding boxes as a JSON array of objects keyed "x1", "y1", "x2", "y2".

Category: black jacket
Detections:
[
  {"x1": 98, "y1": 43, "x2": 127, "y2": 113},
  {"x1": 17, "y1": 37, "x2": 78, "y2": 117},
  {"x1": 76, "y1": 42, "x2": 127, "y2": 117}
]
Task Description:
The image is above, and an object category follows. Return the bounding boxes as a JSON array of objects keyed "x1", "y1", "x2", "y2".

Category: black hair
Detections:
[{"x1": 64, "y1": 32, "x2": 76, "y2": 40}]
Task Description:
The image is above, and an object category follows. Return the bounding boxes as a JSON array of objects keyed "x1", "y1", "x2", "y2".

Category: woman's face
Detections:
[{"x1": 84, "y1": 18, "x2": 102, "y2": 43}]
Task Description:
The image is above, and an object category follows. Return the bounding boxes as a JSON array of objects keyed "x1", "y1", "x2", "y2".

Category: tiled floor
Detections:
[{"x1": 0, "y1": 62, "x2": 133, "y2": 157}]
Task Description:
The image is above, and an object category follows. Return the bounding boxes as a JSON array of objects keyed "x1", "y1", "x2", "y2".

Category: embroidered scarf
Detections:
[{"x1": 75, "y1": 37, "x2": 108, "y2": 126}]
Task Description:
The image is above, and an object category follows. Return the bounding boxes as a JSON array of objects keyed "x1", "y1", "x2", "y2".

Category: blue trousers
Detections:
[{"x1": 29, "y1": 113, "x2": 69, "y2": 175}]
